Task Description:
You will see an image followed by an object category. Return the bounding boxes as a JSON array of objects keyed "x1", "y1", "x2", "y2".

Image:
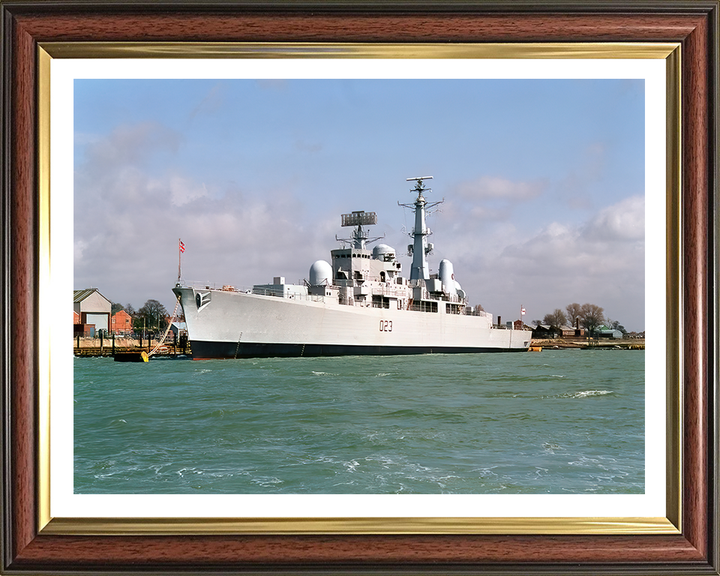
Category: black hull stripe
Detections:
[{"x1": 190, "y1": 341, "x2": 528, "y2": 359}]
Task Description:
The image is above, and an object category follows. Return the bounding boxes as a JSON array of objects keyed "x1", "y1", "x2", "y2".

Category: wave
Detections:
[{"x1": 559, "y1": 390, "x2": 614, "y2": 399}]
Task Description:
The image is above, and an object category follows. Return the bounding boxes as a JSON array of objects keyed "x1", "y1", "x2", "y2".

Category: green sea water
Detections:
[{"x1": 74, "y1": 350, "x2": 644, "y2": 494}]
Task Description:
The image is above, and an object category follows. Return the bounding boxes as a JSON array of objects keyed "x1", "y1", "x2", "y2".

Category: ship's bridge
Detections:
[{"x1": 331, "y1": 247, "x2": 403, "y2": 286}]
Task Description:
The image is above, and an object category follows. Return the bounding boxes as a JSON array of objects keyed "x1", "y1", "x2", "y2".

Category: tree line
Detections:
[
  {"x1": 537, "y1": 303, "x2": 626, "y2": 335},
  {"x1": 112, "y1": 299, "x2": 176, "y2": 333}
]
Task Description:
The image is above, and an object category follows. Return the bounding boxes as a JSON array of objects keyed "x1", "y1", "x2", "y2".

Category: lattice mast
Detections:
[{"x1": 399, "y1": 176, "x2": 443, "y2": 281}]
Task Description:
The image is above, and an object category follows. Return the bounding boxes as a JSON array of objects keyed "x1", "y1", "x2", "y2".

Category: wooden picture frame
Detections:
[{"x1": 1, "y1": 1, "x2": 717, "y2": 573}]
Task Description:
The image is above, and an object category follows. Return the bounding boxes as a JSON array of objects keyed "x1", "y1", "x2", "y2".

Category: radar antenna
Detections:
[
  {"x1": 406, "y1": 175, "x2": 433, "y2": 185},
  {"x1": 336, "y1": 210, "x2": 383, "y2": 249}
]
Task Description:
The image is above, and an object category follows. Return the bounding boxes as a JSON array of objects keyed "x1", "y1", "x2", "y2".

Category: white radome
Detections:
[{"x1": 309, "y1": 260, "x2": 333, "y2": 286}]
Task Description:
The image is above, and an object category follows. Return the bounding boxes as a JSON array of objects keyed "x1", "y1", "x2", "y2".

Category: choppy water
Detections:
[{"x1": 74, "y1": 351, "x2": 644, "y2": 494}]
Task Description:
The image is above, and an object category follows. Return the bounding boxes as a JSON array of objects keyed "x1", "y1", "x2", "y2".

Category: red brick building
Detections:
[{"x1": 112, "y1": 310, "x2": 133, "y2": 334}]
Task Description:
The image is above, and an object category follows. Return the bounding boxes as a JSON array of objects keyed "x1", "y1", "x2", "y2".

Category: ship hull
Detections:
[
  {"x1": 191, "y1": 340, "x2": 528, "y2": 359},
  {"x1": 174, "y1": 286, "x2": 532, "y2": 359}
]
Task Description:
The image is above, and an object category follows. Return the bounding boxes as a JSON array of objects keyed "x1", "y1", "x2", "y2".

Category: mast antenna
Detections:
[
  {"x1": 406, "y1": 176, "x2": 433, "y2": 195},
  {"x1": 398, "y1": 176, "x2": 443, "y2": 281}
]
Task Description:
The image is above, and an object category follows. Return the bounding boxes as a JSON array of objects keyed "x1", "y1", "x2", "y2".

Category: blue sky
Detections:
[{"x1": 74, "y1": 78, "x2": 645, "y2": 330}]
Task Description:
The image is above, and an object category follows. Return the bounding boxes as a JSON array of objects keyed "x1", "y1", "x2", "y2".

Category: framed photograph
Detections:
[{"x1": 2, "y1": 1, "x2": 717, "y2": 574}]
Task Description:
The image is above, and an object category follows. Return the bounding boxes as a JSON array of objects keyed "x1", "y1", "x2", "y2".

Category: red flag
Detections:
[{"x1": 179, "y1": 240, "x2": 185, "y2": 253}]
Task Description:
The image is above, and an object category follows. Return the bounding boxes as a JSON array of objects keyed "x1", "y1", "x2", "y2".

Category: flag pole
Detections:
[{"x1": 178, "y1": 238, "x2": 182, "y2": 282}]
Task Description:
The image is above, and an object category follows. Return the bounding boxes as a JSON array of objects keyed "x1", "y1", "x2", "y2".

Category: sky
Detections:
[{"x1": 74, "y1": 78, "x2": 645, "y2": 331}]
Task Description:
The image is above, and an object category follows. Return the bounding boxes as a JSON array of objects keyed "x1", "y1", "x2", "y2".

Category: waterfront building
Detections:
[{"x1": 73, "y1": 288, "x2": 111, "y2": 334}]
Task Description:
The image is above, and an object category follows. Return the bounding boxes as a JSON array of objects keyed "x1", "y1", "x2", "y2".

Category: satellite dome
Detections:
[
  {"x1": 372, "y1": 244, "x2": 396, "y2": 261},
  {"x1": 309, "y1": 260, "x2": 333, "y2": 286},
  {"x1": 439, "y1": 259, "x2": 457, "y2": 295}
]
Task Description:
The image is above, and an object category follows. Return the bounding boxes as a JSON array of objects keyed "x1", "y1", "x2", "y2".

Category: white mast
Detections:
[{"x1": 400, "y1": 176, "x2": 443, "y2": 281}]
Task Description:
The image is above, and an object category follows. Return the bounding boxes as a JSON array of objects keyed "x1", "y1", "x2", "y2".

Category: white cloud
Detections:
[
  {"x1": 152, "y1": 176, "x2": 210, "y2": 207},
  {"x1": 499, "y1": 197, "x2": 643, "y2": 279},
  {"x1": 581, "y1": 195, "x2": 644, "y2": 241},
  {"x1": 425, "y1": 194, "x2": 645, "y2": 331},
  {"x1": 457, "y1": 176, "x2": 547, "y2": 201},
  {"x1": 74, "y1": 239, "x2": 88, "y2": 264},
  {"x1": 74, "y1": 122, "x2": 335, "y2": 310}
]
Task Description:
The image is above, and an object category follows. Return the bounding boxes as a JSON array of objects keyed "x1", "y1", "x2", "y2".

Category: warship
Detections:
[{"x1": 173, "y1": 177, "x2": 532, "y2": 358}]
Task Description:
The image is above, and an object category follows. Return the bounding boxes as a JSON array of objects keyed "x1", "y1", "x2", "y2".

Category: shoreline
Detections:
[
  {"x1": 73, "y1": 339, "x2": 645, "y2": 357},
  {"x1": 530, "y1": 338, "x2": 645, "y2": 350}
]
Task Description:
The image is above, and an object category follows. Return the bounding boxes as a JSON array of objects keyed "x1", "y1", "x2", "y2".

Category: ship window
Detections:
[
  {"x1": 372, "y1": 295, "x2": 390, "y2": 309},
  {"x1": 409, "y1": 300, "x2": 438, "y2": 313},
  {"x1": 446, "y1": 303, "x2": 462, "y2": 315}
]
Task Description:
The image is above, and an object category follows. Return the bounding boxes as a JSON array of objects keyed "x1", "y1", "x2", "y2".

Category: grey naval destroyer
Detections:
[{"x1": 173, "y1": 177, "x2": 532, "y2": 358}]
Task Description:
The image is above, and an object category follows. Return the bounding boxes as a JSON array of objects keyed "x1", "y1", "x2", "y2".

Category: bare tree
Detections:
[
  {"x1": 566, "y1": 303, "x2": 582, "y2": 327},
  {"x1": 579, "y1": 303, "x2": 605, "y2": 334},
  {"x1": 137, "y1": 299, "x2": 169, "y2": 332},
  {"x1": 542, "y1": 309, "x2": 567, "y2": 327}
]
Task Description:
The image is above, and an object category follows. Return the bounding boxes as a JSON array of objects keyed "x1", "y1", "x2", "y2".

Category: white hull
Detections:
[
  {"x1": 174, "y1": 177, "x2": 532, "y2": 358},
  {"x1": 174, "y1": 286, "x2": 532, "y2": 358}
]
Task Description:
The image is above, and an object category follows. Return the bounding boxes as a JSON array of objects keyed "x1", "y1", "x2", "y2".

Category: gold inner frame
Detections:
[{"x1": 37, "y1": 42, "x2": 682, "y2": 536}]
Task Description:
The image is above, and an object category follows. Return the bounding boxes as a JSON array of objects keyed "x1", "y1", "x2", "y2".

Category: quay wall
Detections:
[
  {"x1": 531, "y1": 338, "x2": 645, "y2": 350},
  {"x1": 73, "y1": 336, "x2": 189, "y2": 357}
]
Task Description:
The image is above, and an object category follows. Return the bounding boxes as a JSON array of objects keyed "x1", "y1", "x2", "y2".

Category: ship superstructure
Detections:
[{"x1": 173, "y1": 177, "x2": 532, "y2": 358}]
